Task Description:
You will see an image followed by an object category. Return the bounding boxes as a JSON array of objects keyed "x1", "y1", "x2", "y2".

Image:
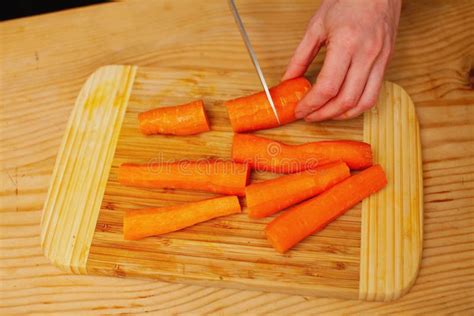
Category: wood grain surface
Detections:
[
  {"x1": 359, "y1": 82, "x2": 423, "y2": 301},
  {"x1": 1, "y1": 0, "x2": 473, "y2": 314},
  {"x1": 39, "y1": 64, "x2": 422, "y2": 301},
  {"x1": 41, "y1": 65, "x2": 137, "y2": 274}
]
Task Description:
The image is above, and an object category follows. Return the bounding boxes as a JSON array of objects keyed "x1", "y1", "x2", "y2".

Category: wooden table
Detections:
[{"x1": 1, "y1": 0, "x2": 473, "y2": 314}]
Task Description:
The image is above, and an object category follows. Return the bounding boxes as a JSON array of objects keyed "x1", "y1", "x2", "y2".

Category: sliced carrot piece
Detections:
[
  {"x1": 265, "y1": 165, "x2": 387, "y2": 253},
  {"x1": 138, "y1": 100, "x2": 210, "y2": 136},
  {"x1": 232, "y1": 133, "x2": 373, "y2": 173},
  {"x1": 118, "y1": 160, "x2": 250, "y2": 196},
  {"x1": 246, "y1": 162, "x2": 350, "y2": 219},
  {"x1": 225, "y1": 77, "x2": 311, "y2": 132},
  {"x1": 124, "y1": 196, "x2": 241, "y2": 240}
]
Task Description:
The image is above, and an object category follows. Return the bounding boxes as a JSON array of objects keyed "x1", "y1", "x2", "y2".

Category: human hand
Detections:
[{"x1": 282, "y1": 0, "x2": 401, "y2": 121}]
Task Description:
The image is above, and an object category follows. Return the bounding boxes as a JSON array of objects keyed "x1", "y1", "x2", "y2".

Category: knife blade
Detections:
[{"x1": 228, "y1": 0, "x2": 281, "y2": 125}]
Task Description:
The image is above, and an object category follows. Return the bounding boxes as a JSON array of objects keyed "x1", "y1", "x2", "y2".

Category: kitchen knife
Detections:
[{"x1": 228, "y1": 0, "x2": 281, "y2": 125}]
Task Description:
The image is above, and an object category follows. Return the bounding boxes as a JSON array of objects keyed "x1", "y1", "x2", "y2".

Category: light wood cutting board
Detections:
[{"x1": 40, "y1": 65, "x2": 423, "y2": 301}]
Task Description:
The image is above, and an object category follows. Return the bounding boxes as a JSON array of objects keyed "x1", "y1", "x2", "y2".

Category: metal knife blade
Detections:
[{"x1": 228, "y1": 0, "x2": 281, "y2": 125}]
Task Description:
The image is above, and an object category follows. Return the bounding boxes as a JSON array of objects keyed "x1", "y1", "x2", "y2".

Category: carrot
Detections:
[
  {"x1": 265, "y1": 165, "x2": 387, "y2": 253},
  {"x1": 232, "y1": 133, "x2": 373, "y2": 173},
  {"x1": 225, "y1": 77, "x2": 311, "y2": 132},
  {"x1": 138, "y1": 100, "x2": 210, "y2": 136},
  {"x1": 118, "y1": 160, "x2": 250, "y2": 196},
  {"x1": 246, "y1": 161, "x2": 350, "y2": 219},
  {"x1": 124, "y1": 196, "x2": 241, "y2": 240}
]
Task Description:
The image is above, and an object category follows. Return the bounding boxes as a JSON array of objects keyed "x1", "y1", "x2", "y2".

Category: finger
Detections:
[
  {"x1": 334, "y1": 41, "x2": 392, "y2": 120},
  {"x1": 294, "y1": 39, "x2": 352, "y2": 119},
  {"x1": 303, "y1": 35, "x2": 383, "y2": 122},
  {"x1": 282, "y1": 23, "x2": 325, "y2": 81},
  {"x1": 303, "y1": 59, "x2": 371, "y2": 122},
  {"x1": 333, "y1": 56, "x2": 386, "y2": 120}
]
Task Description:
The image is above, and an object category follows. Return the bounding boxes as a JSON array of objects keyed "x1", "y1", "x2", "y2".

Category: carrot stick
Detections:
[
  {"x1": 118, "y1": 160, "x2": 250, "y2": 196},
  {"x1": 265, "y1": 165, "x2": 387, "y2": 253},
  {"x1": 246, "y1": 162, "x2": 350, "y2": 219},
  {"x1": 138, "y1": 100, "x2": 210, "y2": 136},
  {"x1": 225, "y1": 77, "x2": 311, "y2": 132},
  {"x1": 232, "y1": 133, "x2": 373, "y2": 173},
  {"x1": 124, "y1": 196, "x2": 241, "y2": 240}
]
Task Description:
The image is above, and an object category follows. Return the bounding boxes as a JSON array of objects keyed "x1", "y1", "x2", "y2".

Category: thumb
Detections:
[{"x1": 282, "y1": 23, "x2": 325, "y2": 81}]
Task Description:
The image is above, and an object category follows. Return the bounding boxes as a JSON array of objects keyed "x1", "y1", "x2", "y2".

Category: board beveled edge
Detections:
[
  {"x1": 359, "y1": 82, "x2": 423, "y2": 301},
  {"x1": 40, "y1": 65, "x2": 137, "y2": 274}
]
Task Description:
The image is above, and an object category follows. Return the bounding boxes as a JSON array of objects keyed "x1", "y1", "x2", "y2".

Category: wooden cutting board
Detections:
[{"x1": 40, "y1": 65, "x2": 423, "y2": 301}]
